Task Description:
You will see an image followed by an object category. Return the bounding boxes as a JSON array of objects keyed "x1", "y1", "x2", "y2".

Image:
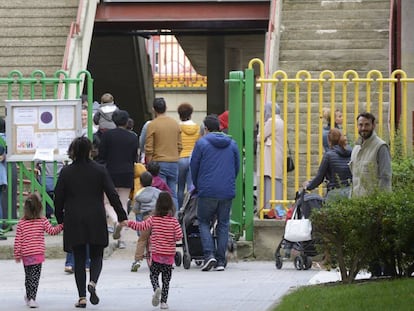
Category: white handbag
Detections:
[{"x1": 284, "y1": 208, "x2": 312, "y2": 242}]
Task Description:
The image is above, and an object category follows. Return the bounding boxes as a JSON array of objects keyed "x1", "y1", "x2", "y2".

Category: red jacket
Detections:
[
  {"x1": 14, "y1": 217, "x2": 63, "y2": 260},
  {"x1": 128, "y1": 216, "x2": 182, "y2": 256}
]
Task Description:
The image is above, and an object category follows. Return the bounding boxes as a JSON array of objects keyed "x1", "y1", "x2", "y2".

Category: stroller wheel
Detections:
[
  {"x1": 275, "y1": 255, "x2": 283, "y2": 269},
  {"x1": 294, "y1": 256, "x2": 304, "y2": 270},
  {"x1": 304, "y1": 256, "x2": 312, "y2": 270},
  {"x1": 183, "y1": 254, "x2": 191, "y2": 270},
  {"x1": 174, "y1": 251, "x2": 182, "y2": 267}
]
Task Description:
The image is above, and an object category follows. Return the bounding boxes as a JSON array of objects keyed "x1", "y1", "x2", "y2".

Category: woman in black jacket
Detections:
[
  {"x1": 304, "y1": 128, "x2": 352, "y2": 201},
  {"x1": 54, "y1": 136, "x2": 128, "y2": 308}
]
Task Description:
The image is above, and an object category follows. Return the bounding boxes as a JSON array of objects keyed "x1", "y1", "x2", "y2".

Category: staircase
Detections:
[
  {"x1": 278, "y1": 0, "x2": 390, "y2": 77},
  {"x1": 0, "y1": 0, "x2": 78, "y2": 109}
]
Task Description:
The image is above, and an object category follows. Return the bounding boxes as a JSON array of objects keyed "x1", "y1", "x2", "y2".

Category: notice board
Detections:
[{"x1": 5, "y1": 99, "x2": 82, "y2": 162}]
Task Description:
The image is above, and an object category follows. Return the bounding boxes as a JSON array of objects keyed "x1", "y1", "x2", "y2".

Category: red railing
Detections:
[{"x1": 61, "y1": 0, "x2": 83, "y2": 71}]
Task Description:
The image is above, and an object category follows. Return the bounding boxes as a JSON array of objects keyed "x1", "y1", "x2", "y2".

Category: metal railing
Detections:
[{"x1": 227, "y1": 59, "x2": 413, "y2": 240}]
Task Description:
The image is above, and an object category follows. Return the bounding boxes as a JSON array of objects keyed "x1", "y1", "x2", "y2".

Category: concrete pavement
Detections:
[
  {"x1": 0, "y1": 226, "x2": 350, "y2": 310},
  {"x1": 0, "y1": 257, "x2": 344, "y2": 311}
]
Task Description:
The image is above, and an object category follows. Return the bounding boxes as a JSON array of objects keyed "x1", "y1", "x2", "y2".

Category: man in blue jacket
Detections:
[{"x1": 190, "y1": 114, "x2": 240, "y2": 271}]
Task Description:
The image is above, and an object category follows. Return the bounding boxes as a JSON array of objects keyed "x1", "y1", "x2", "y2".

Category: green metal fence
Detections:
[{"x1": 0, "y1": 70, "x2": 93, "y2": 231}]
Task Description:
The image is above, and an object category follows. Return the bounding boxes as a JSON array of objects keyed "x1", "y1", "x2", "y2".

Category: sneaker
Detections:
[
  {"x1": 64, "y1": 266, "x2": 74, "y2": 273},
  {"x1": 160, "y1": 302, "x2": 169, "y2": 309},
  {"x1": 201, "y1": 257, "x2": 217, "y2": 272},
  {"x1": 24, "y1": 296, "x2": 29, "y2": 306},
  {"x1": 118, "y1": 240, "x2": 126, "y2": 249},
  {"x1": 131, "y1": 260, "x2": 142, "y2": 272},
  {"x1": 152, "y1": 288, "x2": 161, "y2": 306},
  {"x1": 215, "y1": 265, "x2": 225, "y2": 271},
  {"x1": 28, "y1": 299, "x2": 38, "y2": 308},
  {"x1": 112, "y1": 222, "x2": 122, "y2": 240}
]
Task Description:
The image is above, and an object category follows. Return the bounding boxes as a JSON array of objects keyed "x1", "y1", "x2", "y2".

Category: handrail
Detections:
[
  {"x1": 59, "y1": 0, "x2": 85, "y2": 98},
  {"x1": 62, "y1": 0, "x2": 84, "y2": 71}
]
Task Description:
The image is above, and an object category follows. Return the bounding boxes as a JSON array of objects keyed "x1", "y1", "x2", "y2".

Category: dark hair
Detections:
[
  {"x1": 80, "y1": 94, "x2": 88, "y2": 104},
  {"x1": 177, "y1": 103, "x2": 193, "y2": 121},
  {"x1": 23, "y1": 193, "x2": 43, "y2": 220},
  {"x1": 356, "y1": 111, "x2": 376, "y2": 124},
  {"x1": 140, "y1": 171, "x2": 153, "y2": 187},
  {"x1": 0, "y1": 117, "x2": 5, "y2": 133},
  {"x1": 68, "y1": 136, "x2": 92, "y2": 161},
  {"x1": 203, "y1": 114, "x2": 220, "y2": 132},
  {"x1": 126, "y1": 118, "x2": 134, "y2": 130},
  {"x1": 146, "y1": 161, "x2": 160, "y2": 176},
  {"x1": 153, "y1": 98, "x2": 167, "y2": 114},
  {"x1": 154, "y1": 192, "x2": 175, "y2": 217},
  {"x1": 112, "y1": 109, "x2": 129, "y2": 126}
]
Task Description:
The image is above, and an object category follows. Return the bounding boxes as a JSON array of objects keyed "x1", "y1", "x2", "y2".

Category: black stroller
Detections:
[
  {"x1": 178, "y1": 189, "x2": 236, "y2": 269},
  {"x1": 274, "y1": 190, "x2": 324, "y2": 270},
  {"x1": 178, "y1": 189, "x2": 205, "y2": 269}
]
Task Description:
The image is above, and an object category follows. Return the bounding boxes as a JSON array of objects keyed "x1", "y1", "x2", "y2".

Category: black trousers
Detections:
[
  {"x1": 24, "y1": 263, "x2": 42, "y2": 300},
  {"x1": 150, "y1": 261, "x2": 173, "y2": 303},
  {"x1": 72, "y1": 244, "x2": 104, "y2": 298}
]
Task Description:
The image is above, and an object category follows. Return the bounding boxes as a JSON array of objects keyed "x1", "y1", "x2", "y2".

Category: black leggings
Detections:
[
  {"x1": 150, "y1": 261, "x2": 173, "y2": 303},
  {"x1": 24, "y1": 264, "x2": 42, "y2": 300},
  {"x1": 72, "y1": 244, "x2": 104, "y2": 298}
]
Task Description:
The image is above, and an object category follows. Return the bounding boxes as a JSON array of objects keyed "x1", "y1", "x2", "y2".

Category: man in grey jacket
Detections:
[
  {"x1": 349, "y1": 111, "x2": 392, "y2": 197},
  {"x1": 349, "y1": 111, "x2": 392, "y2": 277}
]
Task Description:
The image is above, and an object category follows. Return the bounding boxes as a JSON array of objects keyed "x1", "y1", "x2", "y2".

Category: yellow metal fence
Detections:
[{"x1": 251, "y1": 59, "x2": 413, "y2": 219}]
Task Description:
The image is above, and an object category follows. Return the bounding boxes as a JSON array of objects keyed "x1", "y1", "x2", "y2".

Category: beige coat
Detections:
[{"x1": 257, "y1": 114, "x2": 284, "y2": 179}]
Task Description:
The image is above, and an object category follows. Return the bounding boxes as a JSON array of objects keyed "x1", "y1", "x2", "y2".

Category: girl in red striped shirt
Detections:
[
  {"x1": 14, "y1": 193, "x2": 63, "y2": 308},
  {"x1": 121, "y1": 191, "x2": 183, "y2": 310}
]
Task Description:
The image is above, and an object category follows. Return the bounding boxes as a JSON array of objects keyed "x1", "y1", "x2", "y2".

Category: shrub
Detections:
[{"x1": 311, "y1": 155, "x2": 414, "y2": 283}]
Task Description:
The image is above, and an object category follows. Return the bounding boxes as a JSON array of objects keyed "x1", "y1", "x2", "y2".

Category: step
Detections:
[
  {"x1": 278, "y1": 60, "x2": 388, "y2": 72},
  {"x1": 280, "y1": 29, "x2": 389, "y2": 41},
  {"x1": 283, "y1": 9, "x2": 389, "y2": 21},
  {"x1": 0, "y1": 56, "x2": 64, "y2": 67},
  {"x1": 0, "y1": 0, "x2": 78, "y2": 8},
  {"x1": 280, "y1": 49, "x2": 389, "y2": 61},
  {"x1": 0, "y1": 65, "x2": 62, "y2": 78},
  {"x1": 0, "y1": 37, "x2": 67, "y2": 47},
  {"x1": 0, "y1": 26, "x2": 71, "y2": 38},
  {"x1": 280, "y1": 38, "x2": 388, "y2": 50},
  {"x1": 282, "y1": 19, "x2": 389, "y2": 31},
  {"x1": 0, "y1": 17, "x2": 74, "y2": 27},
  {"x1": 0, "y1": 46, "x2": 65, "y2": 57},
  {"x1": 0, "y1": 8, "x2": 78, "y2": 18},
  {"x1": 283, "y1": 0, "x2": 389, "y2": 11}
]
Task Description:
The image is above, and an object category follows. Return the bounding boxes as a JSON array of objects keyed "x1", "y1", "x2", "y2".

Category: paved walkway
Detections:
[
  {"x1": 0, "y1": 256, "x2": 344, "y2": 311},
  {"x1": 0, "y1": 226, "x2": 347, "y2": 310}
]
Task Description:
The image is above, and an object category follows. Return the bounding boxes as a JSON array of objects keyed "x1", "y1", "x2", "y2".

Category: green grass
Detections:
[{"x1": 273, "y1": 278, "x2": 414, "y2": 311}]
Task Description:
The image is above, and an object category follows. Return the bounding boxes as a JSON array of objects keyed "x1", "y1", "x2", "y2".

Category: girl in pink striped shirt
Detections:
[
  {"x1": 14, "y1": 193, "x2": 63, "y2": 308},
  {"x1": 121, "y1": 192, "x2": 182, "y2": 310}
]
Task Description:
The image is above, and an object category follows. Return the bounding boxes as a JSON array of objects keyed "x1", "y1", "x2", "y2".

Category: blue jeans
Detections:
[
  {"x1": 177, "y1": 157, "x2": 193, "y2": 209},
  {"x1": 157, "y1": 161, "x2": 179, "y2": 209},
  {"x1": 197, "y1": 197, "x2": 232, "y2": 265},
  {"x1": 65, "y1": 246, "x2": 91, "y2": 268},
  {"x1": 135, "y1": 212, "x2": 144, "y2": 236}
]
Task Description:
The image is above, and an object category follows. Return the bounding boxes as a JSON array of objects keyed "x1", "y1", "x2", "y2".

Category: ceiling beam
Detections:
[{"x1": 95, "y1": 2, "x2": 270, "y2": 32}]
